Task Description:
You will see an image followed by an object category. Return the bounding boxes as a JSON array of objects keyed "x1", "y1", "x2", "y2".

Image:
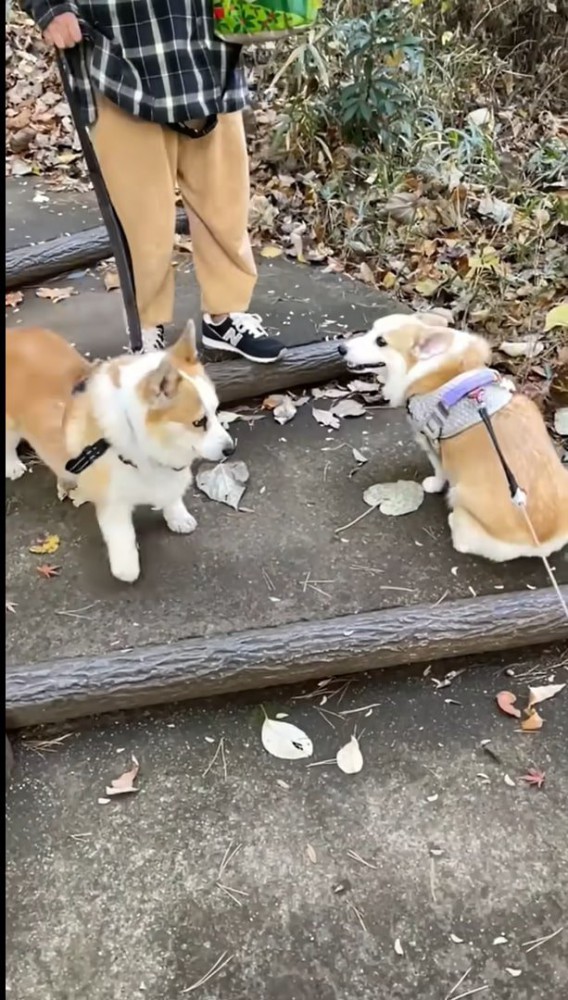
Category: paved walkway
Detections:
[{"x1": 7, "y1": 645, "x2": 568, "y2": 999}]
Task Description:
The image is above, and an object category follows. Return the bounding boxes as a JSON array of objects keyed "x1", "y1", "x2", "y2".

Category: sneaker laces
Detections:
[
  {"x1": 230, "y1": 313, "x2": 268, "y2": 339},
  {"x1": 141, "y1": 325, "x2": 165, "y2": 352}
]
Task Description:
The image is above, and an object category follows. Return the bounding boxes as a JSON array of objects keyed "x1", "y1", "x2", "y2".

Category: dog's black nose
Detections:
[
  {"x1": 337, "y1": 343, "x2": 348, "y2": 356},
  {"x1": 223, "y1": 441, "x2": 236, "y2": 457}
]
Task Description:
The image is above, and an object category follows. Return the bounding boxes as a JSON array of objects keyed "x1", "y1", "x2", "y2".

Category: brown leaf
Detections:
[
  {"x1": 520, "y1": 768, "x2": 545, "y2": 788},
  {"x1": 358, "y1": 262, "x2": 375, "y2": 285},
  {"x1": 520, "y1": 709, "x2": 544, "y2": 732},
  {"x1": 36, "y1": 286, "x2": 74, "y2": 304},
  {"x1": 36, "y1": 564, "x2": 60, "y2": 579},
  {"x1": 262, "y1": 394, "x2": 286, "y2": 411},
  {"x1": 5, "y1": 291, "x2": 23, "y2": 308},
  {"x1": 103, "y1": 270, "x2": 120, "y2": 292},
  {"x1": 496, "y1": 691, "x2": 521, "y2": 718},
  {"x1": 105, "y1": 755, "x2": 140, "y2": 796}
]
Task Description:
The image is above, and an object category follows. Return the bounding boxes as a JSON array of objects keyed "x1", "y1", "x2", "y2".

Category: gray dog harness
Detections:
[{"x1": 406, "y1": 368, "x2": 514, "y2": 445}]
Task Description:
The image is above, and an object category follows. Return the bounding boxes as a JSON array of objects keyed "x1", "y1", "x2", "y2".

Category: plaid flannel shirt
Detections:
[{"x1": 24, "y1": 0, "x2": 249, "y2": 126}]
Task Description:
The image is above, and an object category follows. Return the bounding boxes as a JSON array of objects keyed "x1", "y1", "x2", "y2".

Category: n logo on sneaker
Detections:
[{"x1": 225, "y1": 328, "x2": 244, "y2": 348}]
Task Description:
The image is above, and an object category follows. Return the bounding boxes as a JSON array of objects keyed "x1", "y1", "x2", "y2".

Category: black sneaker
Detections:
[{"x1": 202, "y1": 313, "x2": 285, "y2": 363}]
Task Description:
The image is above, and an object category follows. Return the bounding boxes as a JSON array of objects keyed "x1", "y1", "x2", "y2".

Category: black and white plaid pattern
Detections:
[{"x1": 24, "y1": 0, "x2": 249, "y2": 126}]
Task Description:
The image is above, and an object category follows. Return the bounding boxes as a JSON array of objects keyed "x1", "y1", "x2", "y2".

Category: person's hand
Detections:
[{"x1": 43, "y1": 12, "x2": 82, "y2": 49}]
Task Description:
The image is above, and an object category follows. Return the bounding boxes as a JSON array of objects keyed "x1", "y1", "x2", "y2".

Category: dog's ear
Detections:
[
  {"x1": 416, "y1": 310, "x2": 452, "y2": 328},
  {"x1": 142, "y1": 358, "x2": 182, "y2": 408},
  {"x1": 413, "y1": 328, "x2": 454, "y2": 359},
  {"x1": 170, "y1": 319, "x2": 198, "y2": 364}
]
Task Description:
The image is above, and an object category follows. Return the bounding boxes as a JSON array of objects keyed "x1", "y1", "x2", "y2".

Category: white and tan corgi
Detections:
[
  {"x1": 338, "y1": 313, "x2": 568, "y2": 562},
  {"x1": 6, "y1": 322, "x2": 234, "y2": 582}
]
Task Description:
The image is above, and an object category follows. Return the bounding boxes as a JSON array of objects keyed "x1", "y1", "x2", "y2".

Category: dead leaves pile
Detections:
[{"x1": 5, "y1": 8, "x2": 88, "y2": 188}]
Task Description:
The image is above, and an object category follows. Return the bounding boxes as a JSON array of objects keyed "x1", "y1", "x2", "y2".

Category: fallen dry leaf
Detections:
[
  {"x1": 521, "y1": 709, "x2": 544, "y2": 732},
  {"x1": 262, "y1": 394, "x2": 285, "y2": 410},
  {"x1": 273, "y1": 397, "x2": 297, "y2": 425},
  {"x1": 527, "y1": 683, "x2": 565, "y2": 707},
  {"x1": 36, "y1": 286, "x2": 75, "y2": 304},
  {"x1": 336, "y1": 735, "x2": 364, "y2": 774},
  {"x1": 261, "y1": 715, "x2": 313, "y2": 760},
  {"x1": 544, "y1": 303, "x2": 568, "y2": 332},
  {"x1": 195, "y1": 461, "x2": 249, "y2": 510},
  {"x1": 103, "y1": 270, "x2": 120, "y2": 292},
  {"x1": 106, "y1": 755, "x2": 139, "y2": 796},
  {"x1": 312, "y1": 407, "x2": 340, "y2": 430},
  {"x1": 554, "y1": 409, "x2": 568, "y2": 436},
  {"x1": 36, "y1": 564, "x2": 60, "y2": 579},
  {"x1": 383, "y1": 190, "x2": 420, "y2": 224},
  {"x1": 5, "y1": 600, "x2": 17, "y2": 614},
  {"x1": 352, "y1": 448, "x2": 368, "y2": 465},
  {"x1": 29, "y1": 533, "x2": 60, "y2": 555},
  {"x1": 520, "y1": 768, "x2": 545, "y2": 788},
  {"x1": 331, "y1": 399, "x2": 366, "y2": 419},
  {"x1": 363, "y1": 480, "x2": 424, "y2": 516},
  {"x1": 260, "y1": 245, "x2": 283, "y2": 258},
  {"x1": 499, "y1": 338, "x2": 543, "y2": 359},
  {"x1": 358, "y1": 262, "x2": 375, "y2": 284},
  {"x1": 496, "y1": 691, "x2": 521, "y2": 718},
  {"x1": 5, "y1": 290, "x2": 23, "y2": 308}
]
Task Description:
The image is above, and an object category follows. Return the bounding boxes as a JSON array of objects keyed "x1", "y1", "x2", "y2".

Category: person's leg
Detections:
[
  {"x1": 90, "y1": 94, "x2": 178, "y2": 351},
  {"x1": 176, "y1": 112, "x2": 285, "y2": 363}
]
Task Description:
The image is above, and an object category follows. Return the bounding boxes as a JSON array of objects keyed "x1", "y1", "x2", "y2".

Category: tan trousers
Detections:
[{"x1": 90, "y1": 95, "x2": 257, "y2": 327}]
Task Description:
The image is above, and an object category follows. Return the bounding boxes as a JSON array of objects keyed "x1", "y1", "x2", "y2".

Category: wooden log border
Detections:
[
  {"x1": 6, "y1": 208, "x2": 189, "y2": 289},
  {"x1": 6, "y1": 587, "x2": 567, "y2": 728},
  {"x1": 207, "y1": 337, "x2": 348, "y2": 403}
]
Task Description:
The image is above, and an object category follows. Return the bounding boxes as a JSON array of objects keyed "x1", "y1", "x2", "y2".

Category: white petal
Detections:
[
  {"x1": 394, "y1": 938, "x2": 404, "y2": 955},
  {"x1": 336, "y1": 735, "x2": 363, "y2": 774},
  {"x1": 506, "y1": 968, "x2": 522, "y2": 977},
  {"x1": 261, "y1": 717, "x2": 313, "y2": 760}
]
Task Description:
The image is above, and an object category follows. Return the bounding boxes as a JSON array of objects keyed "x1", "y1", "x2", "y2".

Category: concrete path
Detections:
[
  {"x1": 7, "y1": 645, "x2": 568, "y2": 1000},
  {"x1": 7, "y1": 399, "x2": 561, "y2": 668}
]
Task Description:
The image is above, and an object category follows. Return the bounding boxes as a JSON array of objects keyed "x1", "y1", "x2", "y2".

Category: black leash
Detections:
[
  {"x1": 56, "y1": 46, "x2": 143, "y2": 353},
  {"x1": 477, "y1": 406, "x2": 526, "y2": 504}
]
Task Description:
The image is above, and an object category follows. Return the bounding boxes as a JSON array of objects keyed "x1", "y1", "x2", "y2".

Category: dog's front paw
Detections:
[
  {"x1": 423, "y1": 475, "x2": 446, "y2": 494},
  {"x1": 109, "y1": 548, "x2": 140, "y2": 583},
  {"x1": 6, "y1": 458, "x2": 26, "y2": 481},
  {"x1": 165, "y1": 507, "x2": 197, "y2": 534}
]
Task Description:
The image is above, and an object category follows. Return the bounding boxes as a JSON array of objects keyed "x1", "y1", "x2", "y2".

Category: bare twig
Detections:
[
  {"x1": 203, "y1": 737, "x2": 227, "y2": 779},
  {"x1": 444, "y1": 967, "x2": 471, "y2": 1000},
  {"x1": 449, "y1": 988, "x2": 489, "y2": 1000},
  {"x1": 335, "y1": 504, "x2": 376, "y2": 534},
  {"x1": 181, "y1": 952, "x2": 234, "y2": 994},
  {"x1": 349, "y1": 902, "x2": 368, "y2": 933},
  {"x1": 218, "y1": 841, "x2": 241, "y2": 881},
  {"x1": 339, "y1": 702, "x2": 381, "y2": 716},
  {"x1": 523, "y1": 926, "x2": 563, "y2": 952},
  {"x1": 346, "y1": 850, "x2": 377, "y2": 870}
]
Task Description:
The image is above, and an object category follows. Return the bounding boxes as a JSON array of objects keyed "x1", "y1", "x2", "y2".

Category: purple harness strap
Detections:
[{"x1": 438, "y1": 368, "x2": 499, "y2": 413}]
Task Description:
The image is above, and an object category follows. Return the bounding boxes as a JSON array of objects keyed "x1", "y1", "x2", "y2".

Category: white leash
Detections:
[{"x1": 515, "y1": 499, "x2": 568, "y2": 619}]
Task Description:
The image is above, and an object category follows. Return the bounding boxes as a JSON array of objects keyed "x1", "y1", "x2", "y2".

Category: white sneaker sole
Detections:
[{"x1": 201, "y1": 334, "x2": 286, "y2": 364}]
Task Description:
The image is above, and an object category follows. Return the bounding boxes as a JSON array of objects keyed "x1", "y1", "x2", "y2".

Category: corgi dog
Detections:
[
  {"x1": 6, "y1": 322, "x2": 234, "y2": 582},
  {"x1": 338, "y1": 313, "x2": 568, "y2": 562}
]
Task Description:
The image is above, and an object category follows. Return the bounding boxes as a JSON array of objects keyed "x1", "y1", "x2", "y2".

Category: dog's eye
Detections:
[
  {"x1": 192, "y1": 415, "x2": 207, "y2": 429},
  {"x1": 375, "y1": 335, "x2": 386, "y2": 347}
]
